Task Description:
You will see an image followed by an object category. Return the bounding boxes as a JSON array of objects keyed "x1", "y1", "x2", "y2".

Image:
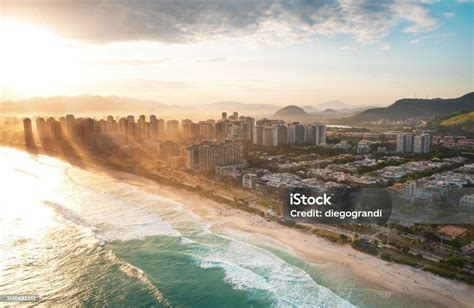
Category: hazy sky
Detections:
[{"x1": 0, "y1": 0, "x2": 472, "y2": 107}]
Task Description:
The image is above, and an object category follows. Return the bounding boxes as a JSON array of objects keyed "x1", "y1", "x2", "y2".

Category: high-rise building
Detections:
[
  {"x1": 315, "y1": 124, "x2": 326, "y2": 145},
  {"x1": 50, "y1": 118, "x2": 62, "y2": 142},
  {"x1": 181, "y1": 119, "x2": 193, "y2": 138},
  {"x1": 287, "y1": 123, "x2": 305, "y2": 145},
  {"x1": 106, "y1": 115, "x2": 116, "y2": 133},
  {"x1": 36, "y1": 118, "x2": 48, "y2": 145},
  {"x1": 215, "y1": 121, "x2": 226, "y2": 141},
  {"x1": 229, "y1": 124, "x2": 243, "y2": 139},
  {"x1": 65, "y1": 114, "x2": 75, "y2": 140},
  {"x1": 242, "y1": 117, "x2": 254, "y2": 141},
  {"x1": 126, "y1": 115, "x2": 135, "y2": 141},
  {"x1": 222, "y1": 112, "x2": 227, "y2": 120},
  {"x1": 46, "y1": 117, "x2": 56, "y2": 141},
  {"x1": 256, "y1": 118, "x2": 283, "y2": 127},
  {"x1": 273, "y1": 125, "x2": 288, "y2": 147},
  {"x1": 396, "y1": 133, "x2": 414, "y2": 153},
  {"x1": 199, "y1": 121, "x2": 215, "y2": 139},
  {"x1": 191, "y1": 123, "x2": 200, "y2": 138},
  {"x1": 305, "y1": 124, "x2": 326, "y2": 145},
  {"x1": 414, "y1": 134, "x2": 432, "y2": 154},
  {"x1": 23, "y1": 118, "x2": 34, "y2": 147},
  {"x1": 186, "y1": 141, "x2": 243, "y2": 171},
  {"x1": 138, "y1": 115, "x2": 147, "y2": 141},
  {"x1": 166, "y1": 120, "x2": 180, "y2": 136},
  {"x1": 262, "y1": 127, "x2": 274, "y2": 147},
  {"x1": 84, "y1": 118, "x2": 95, "y2": 145},
  {"x1": 150, "y1": 115, "x2": 158, "y2": 140},
  {"x1": 253, "y1": 125, "x2": 263, "y2": 145},
  {"x1": 157, "y1": 119, "x2": 165, "y2": 136}
]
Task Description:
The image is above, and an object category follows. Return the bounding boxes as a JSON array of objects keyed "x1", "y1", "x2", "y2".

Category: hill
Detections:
[
  {"x1": 441, "y1": 111, "x2": 474, "y2": 126},
  {"x1": 427, "y1": 111, "x2": 474, "y2": 137},
  {"x1": 274, "y1": 105, "x2": 308, "y2": 117},
  {"x1": 303, "y1": 105, "x2": 320, "y2": 114},
  {"x1": 345, "y1": 92, "x2": 474, "y2": 124},
  {"x1": 316, "y1": 100, "x2": 349, "y2": 110}
]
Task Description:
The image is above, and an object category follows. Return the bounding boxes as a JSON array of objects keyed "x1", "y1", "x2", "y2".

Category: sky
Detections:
[{"x1": 0, "y1": 0, "x2": 472, "y2": 107}]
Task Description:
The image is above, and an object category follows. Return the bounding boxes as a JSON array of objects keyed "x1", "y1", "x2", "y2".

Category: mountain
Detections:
[
  {"x1": 274, "y1": 105, "x2": 308, "y2": 117},
  {"x1": 201, "y1": 101, "x2": 279, "y2": 115},
  {"x1": 316, "y1": 100, "x2": 350, "y2": 110},
  {"x1": 0, "y1": 94, "x2": 169, "y2": 116},
  {"x1": 345, "y1": 92, "x2": 474, "y2": 123},
  {"x1": 303, "y1": 105, "x2": 320, "y2": 114},
  {"x1": 0, "y1": 95, "x2": 277, "y2": 119},
  {"x1": 306, "y1": 101, "x2": 379, "y2": 114}
]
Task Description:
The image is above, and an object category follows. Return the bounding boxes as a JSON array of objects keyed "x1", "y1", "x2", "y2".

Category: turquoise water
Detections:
[{"x1": 0, "y1": 147, "x2": 424, "y2": 307}]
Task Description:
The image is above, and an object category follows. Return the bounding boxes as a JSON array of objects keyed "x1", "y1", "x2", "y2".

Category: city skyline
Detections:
[
  {"x1": 1, "y1": 0, "x2": 472, "y2": 106},
  {"x1": 1, "y1": 2, "x2": 473, "y2": 306}
]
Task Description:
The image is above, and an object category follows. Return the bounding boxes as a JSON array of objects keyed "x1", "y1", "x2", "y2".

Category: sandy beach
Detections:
[
  {"x1": 6, "y1": 142, "x2": 469, "y2": 307},
  {"x1": 110, "y1": 170, "x2": 474, "y2": 308}
]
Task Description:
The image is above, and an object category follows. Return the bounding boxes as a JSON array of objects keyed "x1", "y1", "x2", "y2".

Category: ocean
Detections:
[{"x1": 0, "y1": 146, "x2": 422, "y2": 307}]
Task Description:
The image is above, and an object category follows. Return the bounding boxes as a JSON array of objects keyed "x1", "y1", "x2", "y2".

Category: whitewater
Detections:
[{"x1": 0, "y1": 147, "x2": 360, "y2": 307}]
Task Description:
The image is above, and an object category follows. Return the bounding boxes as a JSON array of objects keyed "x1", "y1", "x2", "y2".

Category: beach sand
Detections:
[
  {"x1": 116, "y1": 172, "x2": 474, "y2": 308},
  {"x1": 4, "y1": 146, "x2": 473, "y2": 306}
]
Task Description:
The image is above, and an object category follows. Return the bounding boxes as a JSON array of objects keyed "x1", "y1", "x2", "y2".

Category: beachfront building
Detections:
[{"x1": 186, "y1": 141, "x2": 244, "y2": 171}]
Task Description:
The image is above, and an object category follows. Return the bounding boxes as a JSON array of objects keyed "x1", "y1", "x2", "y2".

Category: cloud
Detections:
[
  {"x1": 340, "y1": 46, "x2": 357, "y2": 51},
  {"x1": 410, "y1": 33, "x2": 454, "y2": 44},
  {"x1": 4, "y1": 0, "x2": 439, "y2": 45},
  {"x1": 443, "y1": 12, "x2": 455, "y2": 17},
  {"x1": 380, "y1": 44, "x2": 391, "y2": 50},
  {"x1": 199, "y1": 58, "x2": 227, "y2": 63},
  {"x1": 97, "y1": 59, "x2": 170, "y2": 66}
]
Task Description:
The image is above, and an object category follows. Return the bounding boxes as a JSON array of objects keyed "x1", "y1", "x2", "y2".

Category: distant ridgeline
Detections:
[{"x1": 345, "y1": 92, "x2": 474, "y2": 124}]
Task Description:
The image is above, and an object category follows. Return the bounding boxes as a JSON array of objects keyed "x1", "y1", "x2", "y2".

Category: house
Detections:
[{"x1": 437, "y1": 225, "x2": 468, "y2": 240}]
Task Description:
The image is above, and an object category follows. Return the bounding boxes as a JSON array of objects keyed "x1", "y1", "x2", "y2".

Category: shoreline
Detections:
[
  {"x1": 117, "y1": 169, "x2": 473, "y2": 307},
  {"x1": 3, "y1": 145, "x2": 474, "y2": 306}
]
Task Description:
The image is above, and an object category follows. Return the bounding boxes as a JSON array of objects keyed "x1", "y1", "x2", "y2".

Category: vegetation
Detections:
[
  {"x1": 441, "y1": 111, "x2": 474, "y2": 126},
  {"x1": 311, "y1": 228, "x2": 351, "y2": 244},
  {"x1": 427, "y1": 110, "x2": 474, "y2": 137},
  {"x1": 345, "y1": 92, "x2": 474, "y2": 124}
]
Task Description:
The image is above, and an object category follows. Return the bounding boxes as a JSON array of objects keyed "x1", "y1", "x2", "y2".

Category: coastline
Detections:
[
  {"x1": 3, "y1": 145, "x2": 474, "y2": 306},
  {"x1": 113, "y1": 168, "x2": 473, "y2": 307}
]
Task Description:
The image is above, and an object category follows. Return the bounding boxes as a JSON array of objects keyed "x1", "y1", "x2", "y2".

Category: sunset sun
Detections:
[{"x1": 0, "y1": 21, "x2": 82, "y2": 96}]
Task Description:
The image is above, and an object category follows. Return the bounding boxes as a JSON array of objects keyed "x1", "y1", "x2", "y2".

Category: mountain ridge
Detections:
[{"x1": 345, "y1": 92, "x2": 474, "y2": 123}]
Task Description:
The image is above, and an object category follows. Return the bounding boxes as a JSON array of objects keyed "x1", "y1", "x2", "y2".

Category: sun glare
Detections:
[{"x1": 0, "y1": 21, "x2": 82, "y2": 97}]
